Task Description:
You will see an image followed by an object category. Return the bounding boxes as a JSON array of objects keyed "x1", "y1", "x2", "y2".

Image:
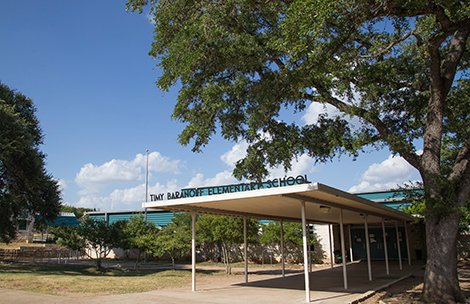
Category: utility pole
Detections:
[{"x1": 144, "y1": 149, "x2": 149, "y2": 221}]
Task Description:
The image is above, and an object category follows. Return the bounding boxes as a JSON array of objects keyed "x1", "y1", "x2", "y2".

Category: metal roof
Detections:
[{"x1": 143, "y1": 182, "x2": 412, "y2": 224}]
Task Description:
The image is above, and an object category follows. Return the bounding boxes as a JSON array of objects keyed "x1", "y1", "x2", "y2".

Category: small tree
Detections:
[
  {"x1": 121, "y1": 216, "x2": 159, "y2": 268},
  {"x1": 77, "y1": 217, "x2": 120, "y2": 270},
  {"x1": 51, "y1": 226, "x2": 85, "y2": 252},
  {"x1": 151, "y1": 220, "x2": 190, "y2": 269},
  {"x1": 197, "y1": 215, "x2": 258, "y2": 274}
]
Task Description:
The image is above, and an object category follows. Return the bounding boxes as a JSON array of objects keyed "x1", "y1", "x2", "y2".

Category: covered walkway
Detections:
[
  {"x1": 143, "y1": 181, "x2": 415, "y2": 303},
  {"x1": 132, "y1": 262, "x2": 422, "y2": 304}
]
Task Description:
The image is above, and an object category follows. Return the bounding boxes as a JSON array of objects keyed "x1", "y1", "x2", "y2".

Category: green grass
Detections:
[
  {"x1": 0, "y1": 263, "x2": 197, "y2": 295},
  {"x1": 0, "y1": 261, "x2": 305, "y2": 295}
]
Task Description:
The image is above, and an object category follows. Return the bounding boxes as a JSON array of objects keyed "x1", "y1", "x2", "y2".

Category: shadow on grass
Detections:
[{"x1": 0, "y1": 262, "x2": 220, "y2": 277}]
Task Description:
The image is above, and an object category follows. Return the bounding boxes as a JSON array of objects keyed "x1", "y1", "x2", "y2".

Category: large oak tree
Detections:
[
  {"x1": 0, "y1": 82, "x2": 62, "y2": 243},
  {"x1": 127, "y1": 0, "x2": 469, "y2": 302}
]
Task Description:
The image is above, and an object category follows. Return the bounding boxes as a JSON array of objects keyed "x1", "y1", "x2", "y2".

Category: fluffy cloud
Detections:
[
  {"x1": 220, "y1": 140, "x2": 249, "y2": 168},
  {"x1": 188, "y1": 140, "x2": 316, "y2": 189},
  {"x1": 76, "y1": 161, "x2": 141, "y2": 185},
  {"x1": 109, "y1": 180, "x2": 179, "y2": 209},
  {"x1": 268, "y1": 154, "x2": 316, "y2": 178},
  {"x1": 56, "y1": 179, "x2": 67, "y2": 191},
  {"x1": 76, "y1": 180, "x2": 180, "y2": 211},
  {"x1": 73, "y1": 151, "x2": 182, "y2": 210},
  {"x1": 348, "y1": 154, "x2": 420, "y2": 193},
  {"x1": 186, "y1": 171, "x2": 238, "y2": 188},
  {"x1": 134, "y1": 152, "x2": 181, "y2": 173},
  {"x1": 75, "y1": 151, "x2": 181, "y2": 187},
  {"x1": 302, "y1": 102, "x2": 341, "y2": 125}
]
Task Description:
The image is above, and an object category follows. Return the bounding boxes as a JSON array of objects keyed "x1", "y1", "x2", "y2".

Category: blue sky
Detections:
[{"x1": 1, "y1": 0, "x2": 421, "y2": 211}]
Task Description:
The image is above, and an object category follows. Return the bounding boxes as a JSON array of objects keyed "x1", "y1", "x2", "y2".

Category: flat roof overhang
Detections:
[{"x1": 143, "y1": 183, "x2": 413, "y2": 224}]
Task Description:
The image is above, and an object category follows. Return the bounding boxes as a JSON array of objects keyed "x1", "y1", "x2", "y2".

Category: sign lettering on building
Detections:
[{"x1": 150, "y1": 174, "x2": 310, "y2": 202}]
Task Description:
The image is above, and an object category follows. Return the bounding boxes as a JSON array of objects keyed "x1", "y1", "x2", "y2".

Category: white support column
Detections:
[
  {"x1": 280, "y1": 220, "x2": 285, "y2": 277},
  {"x1": 329, "y1": 224, "x2": 334, "y2": 269},
  {"x1": 364, "y1": 215, "x2": 372, "y2": 281},
  {"x1": 244, "y1": 217, "x2": 248, "y2": 283},
  {"x1": 339, "y1": 209, "x2": 348, "y2": 290},
  {"x1": 395, "y1": 221, "x2": 402, "y2": 270},
  {"x1": 404, "y1": 221, "x2": 411, "y2": 265},
  {"x1": 348, "y1": 224, "x2": 354, "y2": 262},
  {"x1": 191, "y1": 212, "x2": 196, "y2": 291},
  {"x1": 382, "y1": 219, "x2": 389, "y2": 275},
  {"x1": 300, "y1": 201, "x2": 311, "y2": 303},
  {"x1": 307, "y1": 223, "x2": 312, "y2": 273}
]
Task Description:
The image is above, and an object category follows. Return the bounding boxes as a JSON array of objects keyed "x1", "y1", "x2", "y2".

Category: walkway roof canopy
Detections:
[{"x1": 143, "y1": 183, "x2": 412, "y2": 224}]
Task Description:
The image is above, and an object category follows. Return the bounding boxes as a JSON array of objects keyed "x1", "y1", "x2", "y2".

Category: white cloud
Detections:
[
  {"x1": 75, "y1": 194, "x2": 108, "y2": 211},
  {"x1": 134, "y1": 151, "x2": 181, "y2": 173},
  {"x1": 75, "y1": 180, "x2": 180, "y2": 211},
  {"x1": 186, "y1": 171, "x2": 238, "y2": 188},
  {"x1": 302, "y1": 102, "x2": 341, "y2": 125},
  {"x1": 188, "y1": 140, "x2": 316, "y2": 189},
  {"x1": 56, "y1": 179, "x2": 67, "y2": 191},
  {"x1": 73, "y1": 151, "x2": 182, "y2": 210},
  {"x1": 268, "y1": 154, "x2": 316, "y2": 178},
  {"x1": 76, "y1": 161, "x2": 141, "y2": 185},
  {"x1": 109, "y1": 180, "x2": 179, "y2": 209},
  {"x1": 75, "y1": 151, "x2": 181, "y2": 187},
  {"x1": 220, "y1": 140, "x2": 249, "y2": 168},
  {"x1": 302, "y1": 100, "x2": 366, "y2": 134},
  {"x1": 348, "y1": 154, "x2": 420, "y2": 193}
]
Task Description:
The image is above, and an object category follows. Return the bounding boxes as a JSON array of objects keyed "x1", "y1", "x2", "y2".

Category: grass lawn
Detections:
[
  {"x1": 0, "y1": 260, "x2": 317, "y2": 297},
  {"x1": 0, "y1": 243, "x2": 46, "y2": 249},
  {"x1": 0, "y1": 263, "x2": 200, "y2": 295}
]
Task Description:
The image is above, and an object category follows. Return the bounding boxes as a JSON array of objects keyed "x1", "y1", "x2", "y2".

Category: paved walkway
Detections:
[{"x1": 0, "y1": 261, "x2": 423, "y2": 304}]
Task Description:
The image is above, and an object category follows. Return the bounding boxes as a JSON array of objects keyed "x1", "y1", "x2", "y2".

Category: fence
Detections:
[{"x1": 0, "y1": 245, "x2": 84, "y2": 263}]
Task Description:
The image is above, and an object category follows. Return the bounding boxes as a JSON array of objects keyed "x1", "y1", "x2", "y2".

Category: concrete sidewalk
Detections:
[{"x1": 0, "y1": 261, "x2": 423, "y2": 304}]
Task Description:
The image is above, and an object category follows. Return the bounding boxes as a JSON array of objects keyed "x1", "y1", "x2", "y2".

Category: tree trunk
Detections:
[
  {"x1": 134, "y1": 250, "x2": 141, "y2": 270},
  {"x1": 423, "y1": 211, "x2": 464, "y2": 303},
  {"x1": 96, "y1": 258, "x2": 102, "y2": 271}
]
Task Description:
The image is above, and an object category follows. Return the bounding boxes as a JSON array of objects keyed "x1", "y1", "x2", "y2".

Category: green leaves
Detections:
[
  {"x1": 121, "y1": 215, "x2": 160, "y2": 254},
  {"x1": 128, "y1": 0, "x2": 464, "y2": 181},
  {"x1": 51, "y1": 226, "x2": 85, "y2": 251},
  {"x1": 148, "y1": 213, "x2": 191, "y2": 268},
  {"x1": 129, "y1": 0, "x2": 469, "y2": 214},
  {"x1": 0, "y1": 82, "x2": 62, "y2": 243},
  {"x1": 197, "y1": 214, "x2": 258, "y2": 246}
]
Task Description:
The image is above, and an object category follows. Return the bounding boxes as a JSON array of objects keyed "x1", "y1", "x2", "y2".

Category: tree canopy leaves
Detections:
[
  {"x1": 150, "y1": 213, "x2": 191, "y2": 269},
  {"x1": 77, "y1": 217, "x2": 122, "y2": 270},
  {"x1": 0, "y1": 82, "x2": 62, "y2": 242},
  {"x1": 126, "y1": 0, "x2": 468, "y2": 187}
]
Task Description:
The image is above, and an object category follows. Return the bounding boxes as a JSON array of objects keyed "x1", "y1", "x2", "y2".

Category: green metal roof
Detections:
[{"x1": 87, "y1": 210, "x2": 177, "y2": 227}]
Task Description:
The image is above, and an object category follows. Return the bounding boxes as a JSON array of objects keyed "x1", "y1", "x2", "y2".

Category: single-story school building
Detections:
[{"x1": 89, "y1": 175, "x2": 424, "y2": 303}]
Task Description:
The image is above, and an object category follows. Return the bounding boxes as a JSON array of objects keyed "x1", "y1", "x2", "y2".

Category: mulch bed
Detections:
[{"x1": 361, "y1": 260, "x2": 470, "y2": 303}]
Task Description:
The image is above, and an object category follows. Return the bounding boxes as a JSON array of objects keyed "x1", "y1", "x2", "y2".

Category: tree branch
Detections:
[
  {"x1": 440, "y1": 27, "x2": 470, "y2": 95},
  {"x1": 423, "y1": 14, "x2": 470, "y2": 178},
  {"x1": 372, "y1": 0, "x2": 429, "y2": 18},
  {"x1": 454, "y1": 151, "x2": 470, "y2": 206},
  {"x1": 360, "y1": 30, "x2": 414, "y2": 58},
  {"x1": 302, "y1": 89, "x2": 421, "y2": 170},
  {"x1": 449, "y1": 140, "x2": 470, "y2": 184},
  {"x1": 272, "y1": 56, "x2": 286, "y2": 71}
]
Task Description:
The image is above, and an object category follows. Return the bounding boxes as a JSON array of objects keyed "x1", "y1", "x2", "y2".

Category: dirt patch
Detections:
[{"x1": 361, "y1": 260, "x2": 470, "y2": 303}]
